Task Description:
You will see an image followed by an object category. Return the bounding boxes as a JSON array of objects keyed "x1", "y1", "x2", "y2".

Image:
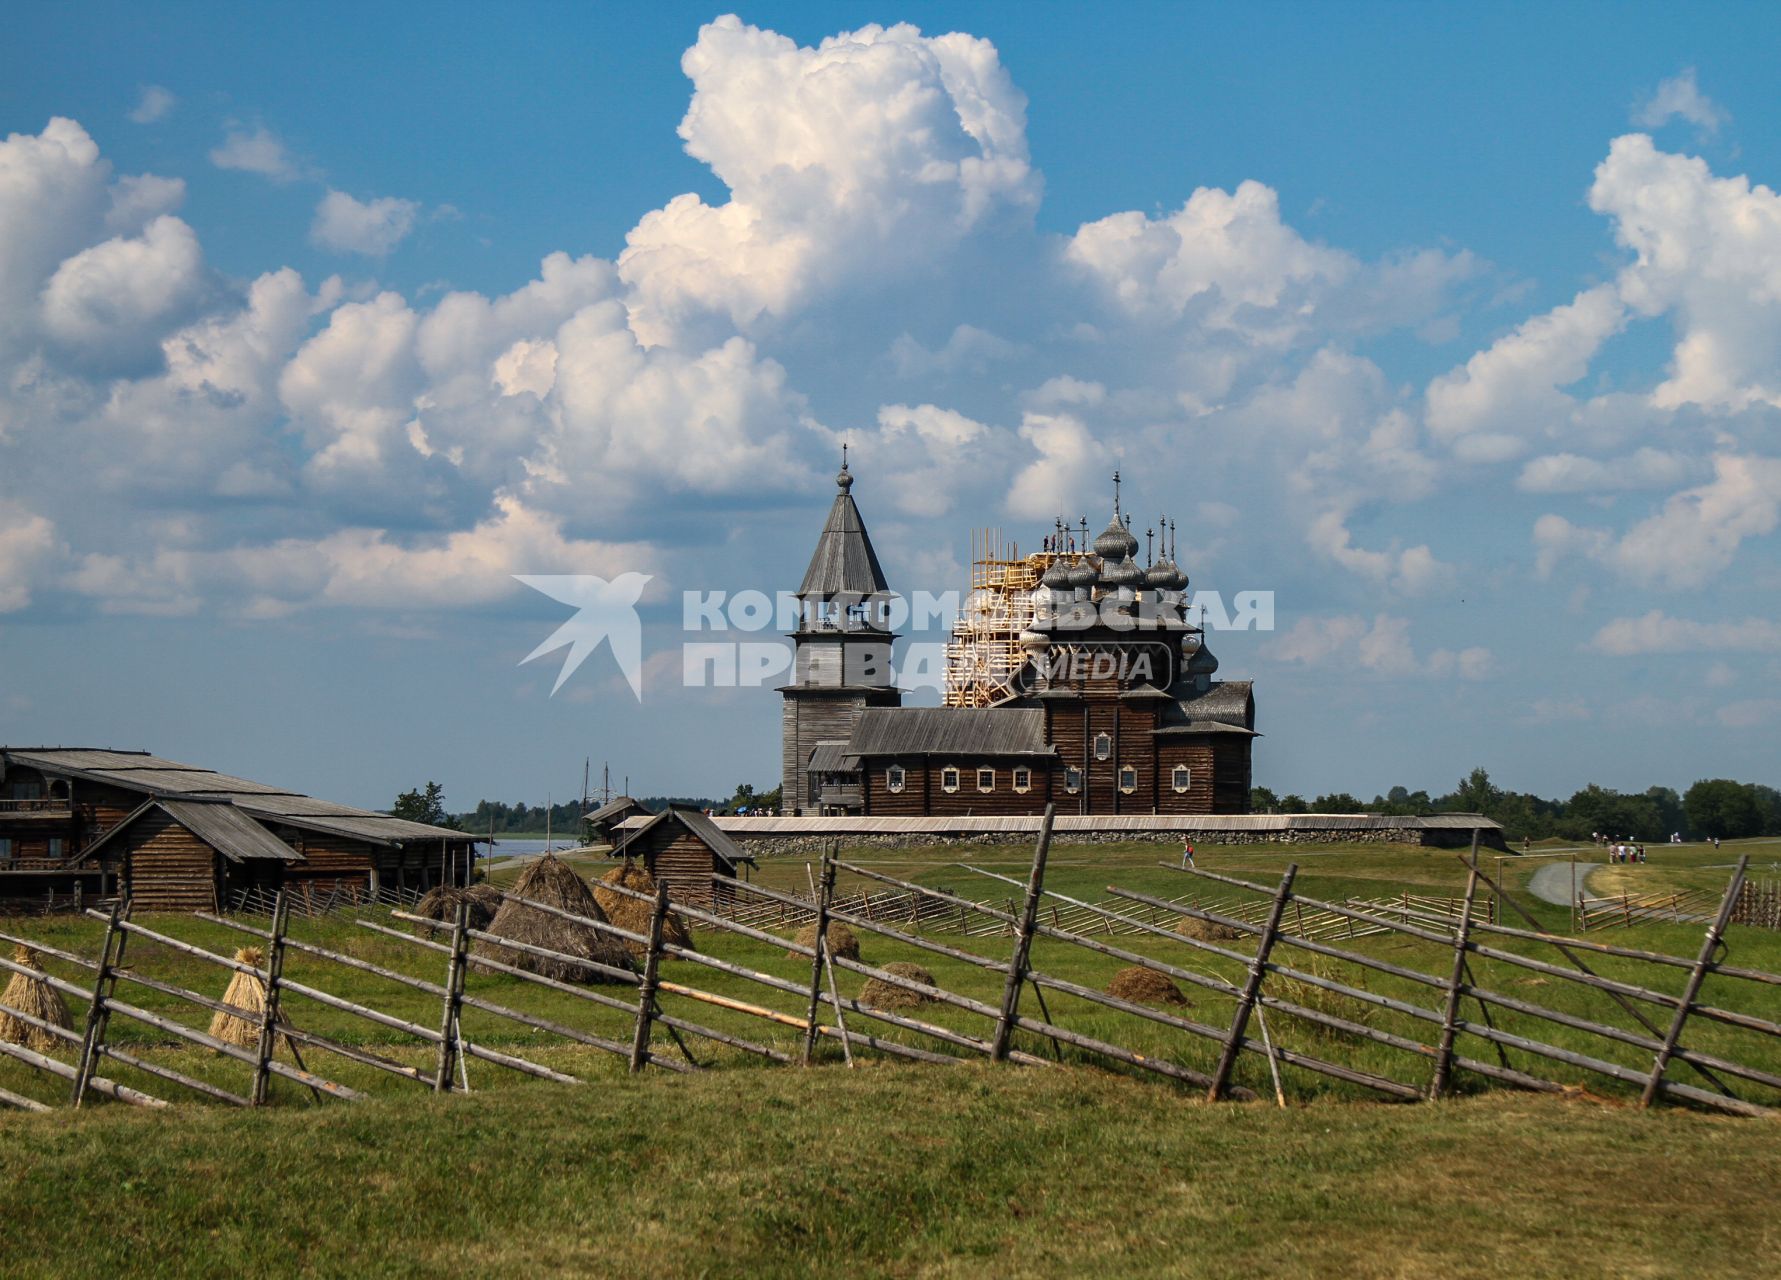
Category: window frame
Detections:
[
  {"x1": 976, "y1": 767, "x2": 996, "y2": 793},
  {"x1": 0, "y1": 837, "x2": 12, "y2": 861},
  {"x1": 886, "y1": 764, "x2": 906, "y2": 794},
  {"x1": 1118, "y1": 764, "x2": 1138, "y2": 794},
  {"x1": 1012, "y1": 767, "x2": 1032, "y2": 793},
  {"x1": 46, "y1": 836, "x2": 64, "y2": 859},
  {"x1": 940, "y1": 766, "x2": 961, "y2": 794},
  {"x1": 1093, "y1": 732, "x2": 1112, "y2": 762},
  {"x1": 1063, "y1": 766, "x2": 1082, "y2": 794},
  {"x1": 1171, "y1": 764, "x2": 1192, "y2": 794}
]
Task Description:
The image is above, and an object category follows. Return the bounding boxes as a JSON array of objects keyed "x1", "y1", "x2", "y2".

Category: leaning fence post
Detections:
[
  {"x1": 251, "y1": 890, "x2": 291, "y2": 1105},
  {"x1": 800, "y1": 855, "x2": 837, "y2": 1066},
  {"x1": 432, "y1": 900, "x2": 469, "y2": 1093},
  {"x1": 1640, "y1": 855, "x2": 1749, "y2": 1109},
  {"x1": 991, "y1": 805, "x2": 1055, "y2": 1062},
  {"x1": 1429, "y1": 832, "x2": 1483, "y2": 1099},
  {"x1": 629, "y1": 882, "x2": 670, "y2": 1073},
  {"x1": 1207, "y1": 864, "x2": 1297, "y2": 1102},
  {"x1": 71, "y1": 897, "x2": 127, "y2": 1107}
]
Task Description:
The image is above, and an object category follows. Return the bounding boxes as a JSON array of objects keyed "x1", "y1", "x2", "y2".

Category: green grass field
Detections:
[{"x1": 3, "y1": 837, "x2": 1780, "y2": 1276}]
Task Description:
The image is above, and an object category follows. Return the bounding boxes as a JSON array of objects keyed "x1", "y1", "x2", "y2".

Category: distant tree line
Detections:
[
  {"x1": 447, "y1": 781, "x2": 786, "y2": 833},
  {"x1": 1251, "y1": 768, "x2": 1781, "y2": 842}
]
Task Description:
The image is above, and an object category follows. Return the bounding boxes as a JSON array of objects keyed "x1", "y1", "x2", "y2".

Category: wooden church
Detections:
[{"x1": 781, "y1": 461, "x2": 1256, "y2": 817}]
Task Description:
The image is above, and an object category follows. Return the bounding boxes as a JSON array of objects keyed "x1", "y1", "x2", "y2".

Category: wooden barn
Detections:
[
  {"x1": 81, "y1": 796, "x2": 302, "y2": 912},
  {"x1": 0, "y1": 747, "x2": 479, "y2": 911},
  {"x1": 613, "y1": 806, "x2": 754, "y2": 908}
]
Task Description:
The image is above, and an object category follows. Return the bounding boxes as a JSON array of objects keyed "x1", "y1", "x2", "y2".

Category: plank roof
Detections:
[
  {"x1": 798, "y1": 480, "x2": 890, "y2": 598},
  {"x1": 82, "y1": 797, "x2": 303, "y2": 864},
  {"x1": 614, "y1": 805, "x2": 751, "y2": 871},
  {"x1": 846, "y1": 707, "x2": 1054, "y2": 758},
  {"x1": 3, "y1": 747, "x2": 475, "y2": 846}
]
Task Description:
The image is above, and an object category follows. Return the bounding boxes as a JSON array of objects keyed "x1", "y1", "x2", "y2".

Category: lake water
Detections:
[{"x1": 484, "y1": 837, "x2": 591, "y2": 861}]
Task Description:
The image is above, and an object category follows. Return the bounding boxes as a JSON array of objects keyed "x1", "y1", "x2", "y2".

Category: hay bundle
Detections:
[
  {"x1": 1176, "y1": 915, "x2": 1246, "y2": 943},
  {"x1": 411, "y1": 885, "x2": 500, "y2": 939},
  {"x1": 208, "y1": 947, "x2": 271, "y2": 1048},
  {"x1": 0, "y1": 945, "x2": 71, "y2": 1052},
  {"x1": 472, "y1": 854, "x2": 634, "y2": 984},
  {"x1": 859, "y1": 961, "x2": 936, "y2": 1010},
  {"x1": 593, "y1": 862, "x2": 696, "y2": 955},
  {"x1": 1105, "y1": 965, "x2": 1191, "y2": 1007},
  {"x1": 787, "y1": 921, "x2": 860, "y2": 962}
]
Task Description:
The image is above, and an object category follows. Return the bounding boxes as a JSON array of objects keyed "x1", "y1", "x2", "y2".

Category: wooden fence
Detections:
[{"x1": 1, "y1": 812, "x2": 1777, "y2": 1120}]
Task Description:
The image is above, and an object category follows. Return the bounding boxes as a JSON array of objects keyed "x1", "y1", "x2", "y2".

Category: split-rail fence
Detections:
[{"x1": 1, "y1": 809, "x2": 1777, "y2": 1119}]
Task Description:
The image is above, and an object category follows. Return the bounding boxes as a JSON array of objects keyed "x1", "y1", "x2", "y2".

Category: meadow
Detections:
[{"x1": 2, "y1": 837, "x2": 1779, "y2": 1277}]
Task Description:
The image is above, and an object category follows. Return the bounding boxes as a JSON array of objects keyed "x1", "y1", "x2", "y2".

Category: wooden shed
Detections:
[
  {"x1": 584, "y1": 796, "x2": 652, "y2": 845},
  {"x1": 82, "y1": 796, "x2": 302, "y2": 912},
  {"x1": 613, "y1": 806, "x2": 754, "y2": 909}
]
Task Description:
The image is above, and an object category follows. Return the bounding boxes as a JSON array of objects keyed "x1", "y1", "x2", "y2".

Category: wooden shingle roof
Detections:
[{"x1": 847, "y1": 707, "x2": 1054, "y2": 758}]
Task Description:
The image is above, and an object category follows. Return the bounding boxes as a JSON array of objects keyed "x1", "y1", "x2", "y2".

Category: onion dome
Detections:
[
  {"x1": 1145, "y1": 559, "x2": 1175, "y2": 589},
  {"x1": 1184, "y1": 638, "x2": 1219, "y2": 677},
  {"x1": 1042, "y1": 557, "x2": 1073, "y2": 590},
  {"x1": 1093, "y1": 514, "x2": 1139, "y2": 562},
  {"x1": 1102, "y1": 552, "x2": 1145, "y2": 590},
  {"x1": 1067, "y1": 557, "x2": 1098, "y2": 590},
  {"x1": 1162, "y1": 557, "x2": 1189, "y2": 591},
  {"x1": 836, "y1": 463, "x2": 853, "y2": 491}
]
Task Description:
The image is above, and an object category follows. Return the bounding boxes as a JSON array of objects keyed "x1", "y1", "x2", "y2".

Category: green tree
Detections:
[
  {"x1": 1453, "y1": 767, "x2": 1501, "y2": 815},
  {"x1": 1684, "y1": 779, "x2": 1763, "y2": 840},
  {"x1": 1278, "y1": 793, "x2": 1308, "y2": 815},
  {"x1": 392, "y1": 781, "x2": 459, "y2": 829},
  {"x1": 1249, "y1": 786, "x2": 1279, "y2": 813},
  {"x1": 1313, "y1": 792, "x2": 1366, "y2": 813}
]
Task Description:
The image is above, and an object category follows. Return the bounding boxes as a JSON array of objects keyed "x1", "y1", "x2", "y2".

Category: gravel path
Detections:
[{"x1": 1527, "y1": 860, "x2": 1599, "y2": 907}]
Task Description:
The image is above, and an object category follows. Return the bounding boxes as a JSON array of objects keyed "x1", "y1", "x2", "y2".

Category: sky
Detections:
[{"x1": 3, "y1": 3, "x2": 1780, "y2": 811}]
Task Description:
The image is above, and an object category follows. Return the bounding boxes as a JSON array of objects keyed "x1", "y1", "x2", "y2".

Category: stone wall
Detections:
[{"x1": 734, "y1": 825, "x2": 1431, "y2": 860}]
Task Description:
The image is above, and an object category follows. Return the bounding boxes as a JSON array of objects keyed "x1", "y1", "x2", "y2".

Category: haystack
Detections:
[
  {"x1": 1176, "y1": 915, "x2": 1246, "y2": 943},
  {"x1": 0, "y1": 945, "x2": 71, "y2": 1052},
  {"x1": 788, "y1": 921, "x2": 860, "y2": 962},
  {"x1": 593, "y1": 862, "x2": 695, "y2": 955},
  {"x1": 1106, "y1": 965, "x2": 1191, "y2": 1007},
  {"x1": 859, "y1": 961, "x2": 935, "y2": 1010},
  {"x1": 472, "y1": 854, "x2": 634, "y2": 984},
  {"x1": 208, "y1": 947, "x2": 272, "y2": 1049},
  {"x1": 411, "y1": 884, "x2": 500, "y2": 939}
]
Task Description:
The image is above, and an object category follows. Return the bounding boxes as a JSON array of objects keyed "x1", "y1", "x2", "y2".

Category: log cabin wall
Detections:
[
  {"x1": 280, "y1": 832, "x2": 375, "y2": 893},
  {"x1": 647, "y1": 832, "x2": 723, "y2": 908},
  {"x1": 1213, "y1": 738, "x2": 1253, "y2": 814},
  {"x1": 123, "y1": 811, "x2": 219, "y2": 912},
  {"x1": 864, "y1": 758, "x2": 1054, "y2": 816},
  {"x1": 1156, "y1": 740, "x2": 1218, "y2": 814}
]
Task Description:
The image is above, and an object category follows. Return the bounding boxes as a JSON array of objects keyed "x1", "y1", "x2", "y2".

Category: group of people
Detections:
[{"x1": 1607, "y1": 842, "x2": 1647, "y2": 864}]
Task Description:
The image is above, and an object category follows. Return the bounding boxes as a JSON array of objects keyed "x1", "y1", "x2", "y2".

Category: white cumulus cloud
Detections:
[{"x1": 310, "y1": 189, "x2": 420, "y2": 256}]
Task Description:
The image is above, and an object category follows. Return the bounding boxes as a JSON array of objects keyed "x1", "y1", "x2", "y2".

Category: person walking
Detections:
[{"x1": 1181, "y1": 837, "x2": 1196, "y2": 870}]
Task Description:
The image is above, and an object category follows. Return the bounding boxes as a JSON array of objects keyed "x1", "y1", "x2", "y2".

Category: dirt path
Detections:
[{"x1": 1528, "y1": 860, "x2": 1598, "y2": 907}]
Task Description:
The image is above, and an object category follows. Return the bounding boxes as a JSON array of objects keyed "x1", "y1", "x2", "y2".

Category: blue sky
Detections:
[{"x1": 3, "y1": 4, "x2": 1780, "y2": 811}]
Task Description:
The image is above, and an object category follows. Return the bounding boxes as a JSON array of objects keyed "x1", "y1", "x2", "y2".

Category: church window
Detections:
[
  {"x1": 1013, "y1": 767, "x2": 1032, "y2": 793},
  {"x1": 1118, "y1": 765, "x2": 1138, "y2": 794},
  {"x1": 1172, "y1": 765, "x2": 1192, "y2": 794},
  {"x1": 1093, "y1": 732, "x2": 1112, "y2": 761},
  {"x1": 941, "y1": 767, "x2": 961, "y2": 794},
  {"x1": 1063, "y1": 767, "x2": 1082, "y2": 794},
  {"x1": 977, "y1": 768, "x2": 995, "y2": 792},
  {"x1": 886, "y1": 765, "x2": 905, "y2": 794}
]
